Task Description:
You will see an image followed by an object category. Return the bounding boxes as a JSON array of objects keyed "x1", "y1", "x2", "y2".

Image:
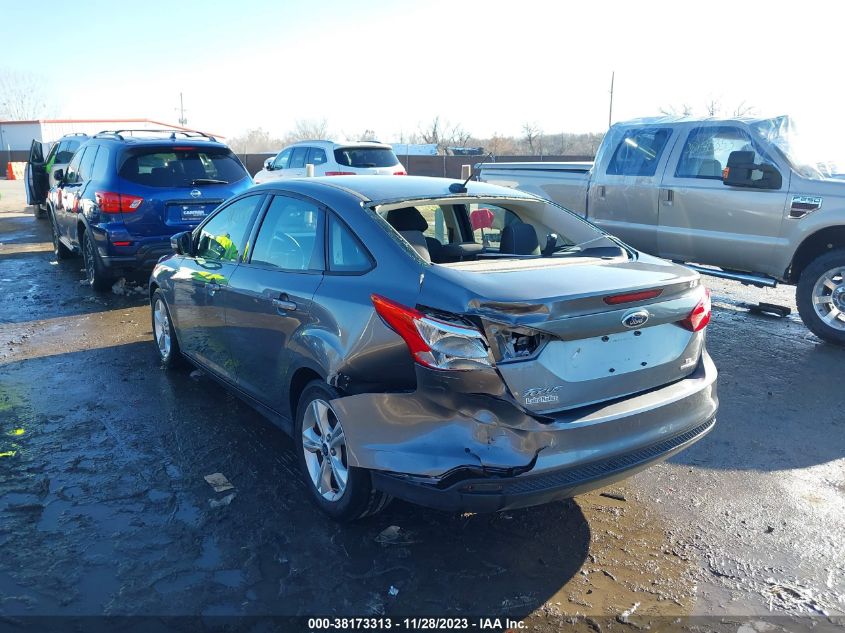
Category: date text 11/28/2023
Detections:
[{"x1": 307, "y1": 617, "x2": 526, "y2": 630}]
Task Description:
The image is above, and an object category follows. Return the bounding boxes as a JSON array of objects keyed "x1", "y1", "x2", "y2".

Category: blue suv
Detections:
[{"x1": 48, "y1": 130, "x2": 252, "y2": 290}]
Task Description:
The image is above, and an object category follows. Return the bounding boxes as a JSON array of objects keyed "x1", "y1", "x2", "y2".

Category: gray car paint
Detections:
[{"x1": 151, "y1": 176, "x2": 718, "y2": 509}]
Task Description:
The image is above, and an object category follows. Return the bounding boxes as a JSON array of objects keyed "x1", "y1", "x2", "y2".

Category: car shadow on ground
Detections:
[{"x1": 0, "y1": 342, "x2": 589, "y2": 618}]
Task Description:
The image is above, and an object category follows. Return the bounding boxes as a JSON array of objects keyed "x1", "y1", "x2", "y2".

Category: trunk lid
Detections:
[{"x1": 419, "y1": 253, "x2": 705, "y2": 413}]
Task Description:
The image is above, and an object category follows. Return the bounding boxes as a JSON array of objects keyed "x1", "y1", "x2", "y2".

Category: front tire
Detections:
[
  {"x1": 82, "y1": 230, "x2": 112, "y2": 292},
  {"x1": 294, "y1": 380, "x2": 391, "y2": 522},
  {"x1": 50, "y1": 210, "x2": 72, "y2": 260},
  {"x1": 151, "y1": 290, "x2": 182, "y2": 367},
  {"x1": 796, "y1": 248, "x2": 845, "y2": 345}
]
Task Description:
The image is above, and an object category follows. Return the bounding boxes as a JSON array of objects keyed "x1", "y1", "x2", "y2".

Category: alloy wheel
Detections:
[
  {"x1": 83, "y1": 236, "x2": 96, "y2": 285},
  {"x1": 812, "y1": 266, "x2": 845, "y2": 332},
  {"x1": 153, "y1": 299, "x2": 171, "y2": 358},
  {"x1": 301, "y1": 399, "x2": 348, "y2": 502}
]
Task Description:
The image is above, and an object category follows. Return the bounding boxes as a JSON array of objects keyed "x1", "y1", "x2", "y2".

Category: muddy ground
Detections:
[{"x1": 0, "y1": 180, "x2": 843, "y2": 631}]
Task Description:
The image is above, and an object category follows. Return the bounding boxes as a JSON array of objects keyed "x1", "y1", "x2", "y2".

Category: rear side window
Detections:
[
  {"x1": 309, "y1": 147, "x2": 328, "y2": 166},
  {"x1": 606, "y1": 128, "x2": 671, "y2": 177},
  {"x1": 91, "y1": 146, "x2": 111, "y2": 182},
  {"x1": 251, "y1": 195, "x2": 325, "y2": 271},
  {"x1": 675, "y1": 126, "x2": 769, "y2": 179},
  {"x1": 55, "y1": 140, "x2": 82, "y2": 164},
  {"x1": 329, "y1": 215, "x2": 372, "y2": 272},
  {"x1": 196, "y1": 195, "x2": 261, "y2": 262},
  {"x1": 78, "y1": 146, "x2": 97, "y2": 182},
  {"x1": 334, "y1": 147, "x2": 399, "y2": 168},
  {"x1": 119, "y1": 148, "x2": 247, "y2": 187},
  {"x1": 289, "y1": 147, "x2": 308, "y2": 169}
]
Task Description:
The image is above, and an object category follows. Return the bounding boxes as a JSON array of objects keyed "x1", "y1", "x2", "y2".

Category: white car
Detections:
[{"x1": 253, "y1": 140, "x2": 406, "y2": 184}]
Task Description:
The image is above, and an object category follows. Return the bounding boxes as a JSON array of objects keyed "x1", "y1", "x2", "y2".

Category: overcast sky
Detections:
[{"x1": 2, "y1": 0, "x2": 841, "y2": 140}]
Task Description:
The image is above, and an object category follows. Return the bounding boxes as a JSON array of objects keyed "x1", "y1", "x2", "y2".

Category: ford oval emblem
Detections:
[
  {"x1": 622, "y1": 309, "x2": 650, "y2": 329},
  {"x1": 190, "y1": 189, "x2": 202, "y2": 198}
]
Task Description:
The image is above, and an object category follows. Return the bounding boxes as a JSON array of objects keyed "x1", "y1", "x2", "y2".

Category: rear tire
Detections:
[
  {"x1": 151, "y1": 290, "x2": 183, "y2": 367},
  {"x1": 294, "y1": 380, "x2": 391, "y2": 522},
  {"x1": 82, "y1": 230, "x2": 112, "y2": 292},
  {"x1": 796, "y1": 248, "x2": 845, "y2": 346},
  {"x1": 50, "y1": 210, "x2": 72, "y2": 260}
]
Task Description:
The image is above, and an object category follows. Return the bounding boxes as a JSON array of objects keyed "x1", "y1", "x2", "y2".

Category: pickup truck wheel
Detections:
[
  {"x1": 50, "y1": 211, "x2": 72, "y2": 260},
  {"x1": 295, "y1": 380, "x2": 391, "y2": 522},
  {"x1": 82, "y1": 230, "x2": 113, "y2": 292},
  {"x1": 796, "y1": 249, "x2": 845, "y2": 345}
]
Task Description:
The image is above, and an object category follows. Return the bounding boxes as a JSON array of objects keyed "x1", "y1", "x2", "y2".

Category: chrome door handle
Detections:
[
  {"x1": 272, "y1": 297, "x2": 297, "y2": 311},
  {"x1": 207, "y1": 282, "x2": 222, "y2": 295},
  {"x1": 661, "y1": 188, "x2": 674, "y2": 205}
]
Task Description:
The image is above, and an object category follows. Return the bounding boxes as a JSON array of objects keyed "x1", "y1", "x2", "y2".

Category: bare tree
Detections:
[
  {"x1": 0, "y1": 68, "x2": 51, "y2": 120},
  {"x1": 732, "y1": 101, "x2": 757, "y2": 118},
  {"x1": 658, "y1": 103, "x2": 693, "y2": 117},
  {"x1": 522, "y1": 122, "x2": 544, "y2": 155},
  {"x1": 226, "y1": 128, "x2": 286, "y2": 154},
  {"x1": 284, "y1": 118, "x2": 331, "y2": 143},
  {"x1": 419, "y1": 116, "x2": 443, "y2": 147}
]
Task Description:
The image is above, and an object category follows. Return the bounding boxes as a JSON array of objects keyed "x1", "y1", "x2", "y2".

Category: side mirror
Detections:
[
  {"x1": 722, "y1": 151, "x2": 782, "y2": 190},
  {"x1": 53, "y1": 168, "x2": 64, "y2": 183},
  {"x1": 263, "y1": 157, "x2": 274, "y2": 171},
  {"x1": 171, "y1": 231, "x2": 194, "y2": 256}
]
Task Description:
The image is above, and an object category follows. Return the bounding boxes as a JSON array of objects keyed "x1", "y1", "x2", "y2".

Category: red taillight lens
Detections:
[
  {"x1": 324, "y1": 171, "x2": 356, "y2": 176},
  {"x1": 112, "y1": 241, "x2": 131, "y2": 247},
  {"x1": 393, "y1": 170, "x2": 407, "y2": 175},
  {"x1": 371, "y1": 294, "x2": 492, "y2": 370},
  {"x1": 603, "y1": 288, "x2": 664, "y2": 305},
  {"x1": 95, "y1": 191, "x2": 143, "y2": 213},
  {"x1": 680, "y1": 288, "x2": 712, "y2": 332}
]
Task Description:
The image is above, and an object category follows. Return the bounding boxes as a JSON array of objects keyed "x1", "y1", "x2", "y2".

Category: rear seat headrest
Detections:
[{"x1": 386, "y1": 207, "x2": 428, "y2": 233}]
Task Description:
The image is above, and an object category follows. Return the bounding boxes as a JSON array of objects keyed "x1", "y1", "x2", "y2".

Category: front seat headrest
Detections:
[
  {"x1": 386, "y1": 207, "x2": 428, "y2": 233},
  {"x1": 500, "y1": 221, "x2": 540, "y2": 255}
]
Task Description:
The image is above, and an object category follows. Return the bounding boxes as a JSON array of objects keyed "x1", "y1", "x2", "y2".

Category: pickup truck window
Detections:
[
  {"x1": 606, "y1": 128, "x2": 671, "y2": 177},
  {"x1": 675, "y1": 126, "x2": 766, "y2": 180}
]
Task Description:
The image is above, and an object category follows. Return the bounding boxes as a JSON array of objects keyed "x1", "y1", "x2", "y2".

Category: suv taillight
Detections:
[
  {"x1": 95, "y1": 191, "x2": 143, "y2": 214},
  {"x1": 393, "y1": 170, "x2": 407, "y2": 175},
  {"x1": 680, "y1": 288, "x2": 712, "y2": 332},
  {"x1": 371, "y1": 294, "x2": 493, "y2": 370}
]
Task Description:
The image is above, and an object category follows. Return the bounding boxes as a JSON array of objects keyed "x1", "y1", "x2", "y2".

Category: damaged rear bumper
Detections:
[{"x1": 330, "y1": 351, "x2": 718, "y2": 513}]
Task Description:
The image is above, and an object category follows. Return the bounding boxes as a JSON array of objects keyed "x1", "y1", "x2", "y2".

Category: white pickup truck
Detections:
[{"x1": 479, "y1": 116, "x2": 845, "y2": 345}]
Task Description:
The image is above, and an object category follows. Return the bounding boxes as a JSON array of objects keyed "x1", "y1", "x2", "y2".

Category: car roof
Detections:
[
  {"x1": 249, "y1": 175, "x2": 538, "y2": 205},
  {"x1": 285, "y1": 140, "x2": 393, "y2": 150},
  {"x1": 90, "y1": 136, "x2": 230, "y2": 150}
]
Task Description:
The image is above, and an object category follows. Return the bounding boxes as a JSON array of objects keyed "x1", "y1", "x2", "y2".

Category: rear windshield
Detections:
[
  {"x1": 333, "y1": 147, "x2": 399, "y2": 168},
  {"x1": 119, "y1": 148, "x2": 247, "y2": 187}
]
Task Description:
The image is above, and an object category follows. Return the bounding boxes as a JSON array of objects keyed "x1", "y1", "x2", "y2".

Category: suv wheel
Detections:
[
  {"x1": 50, "y1": 211, "x2": 72, "y2": 260},
  {"x1": 151, "y1": 290, "x2": 182, "y2": 367},
  {"x1": 82, "y1": 230, "x2": 112, "y2": 292},
  {"x1": 796, "y1": 248, "x2": 845, "y2": 345},
  {"x1": 294, "y1": 380, "x2": 391, "y2": 522}
]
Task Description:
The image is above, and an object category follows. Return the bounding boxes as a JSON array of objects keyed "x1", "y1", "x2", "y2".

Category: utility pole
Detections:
[
  {"x1": 176, "y1": 93, "x2": 188, "y2": 126},
  {"x1": 608, "y1": 71, "x2": 615, "y2": 129}
]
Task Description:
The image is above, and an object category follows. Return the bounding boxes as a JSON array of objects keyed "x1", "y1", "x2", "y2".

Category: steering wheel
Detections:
[{"x1": 270, "y1": 233, "x2": 305, "y2": 269}]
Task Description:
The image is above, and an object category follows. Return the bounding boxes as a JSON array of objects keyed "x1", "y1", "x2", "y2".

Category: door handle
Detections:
[
  {"x1": 272, "y1": 295, "x2": 297, "y2": 311},
  {"x1": 207, "y1": 282, "x2": 222, "y2": 296},
  {"x1": 597, "y1": 185, "x2": 606, "y2": 199},
  {"x1": 661, "y1": 188, "x2": 674, "y2": 205}
]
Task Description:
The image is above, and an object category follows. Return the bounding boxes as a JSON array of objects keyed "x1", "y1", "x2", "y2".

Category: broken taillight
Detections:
[
  {"x1": 371, "y1": 294, "x2": 492, "y2": 370},
  {"x1": 680, "y1": 288, "x2": 712, "y2": 332}
]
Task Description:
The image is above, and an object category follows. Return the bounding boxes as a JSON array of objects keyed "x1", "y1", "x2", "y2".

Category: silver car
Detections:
[{"x1": 150, "y1": 176, "x2": 718, "y2": 521}]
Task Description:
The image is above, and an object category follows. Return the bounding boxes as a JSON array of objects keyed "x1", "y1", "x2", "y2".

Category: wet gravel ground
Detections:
[{"x1": 0, "y1": 180, "x2": 843, "y2": 630}]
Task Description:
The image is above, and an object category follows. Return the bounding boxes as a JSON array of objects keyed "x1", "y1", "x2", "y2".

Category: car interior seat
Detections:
[
  {"x1": 499, "y1": 221, "x2": 540, "y2": 255},
  {"x1": 386, "y1": 207, "x2": 443, "y2": 263}
]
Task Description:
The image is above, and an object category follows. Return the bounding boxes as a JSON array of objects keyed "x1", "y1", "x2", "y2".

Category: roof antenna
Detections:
[{"x1": 449, "y1": 151, "x2": 494, "y2": 193}]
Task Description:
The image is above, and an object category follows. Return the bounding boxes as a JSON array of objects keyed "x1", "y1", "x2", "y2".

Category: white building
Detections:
[{"x1": 0, "y1": 118, "x2": 224, "y2": 152}]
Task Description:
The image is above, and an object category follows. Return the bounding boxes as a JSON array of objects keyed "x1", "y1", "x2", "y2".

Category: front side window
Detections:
[
  {"x1": 64, "y1": 149, "x2": 85, "y2": 184},
  {"x1": 119, "y1": 148, "x2": 247, "y2": 187},
  {"x1": 250, "y1": 195, "x2": 325, "y2": 271},
  {"x1": 329, "y1": 215, "x2": 371, "y2": 272},
  {"x1": 273, "y1": 148, "x2": 292, "y2": 170},
  {"x1": 606, "y1": 128, "x2": 671, "y2": 177},
  {"x1": 196, "y1": 195, "x2": 261, "y2": 262},
  {"x1": 675, "y1": 126, "x2": 767, "y2": 179},
  {"x1": 56, "y1": 140, "x2": 82, "y2": 164}
]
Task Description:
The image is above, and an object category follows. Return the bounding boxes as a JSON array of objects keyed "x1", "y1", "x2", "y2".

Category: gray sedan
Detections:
[{"x1": 149, "y1": 176, "x2": 718, "y2": 521}]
